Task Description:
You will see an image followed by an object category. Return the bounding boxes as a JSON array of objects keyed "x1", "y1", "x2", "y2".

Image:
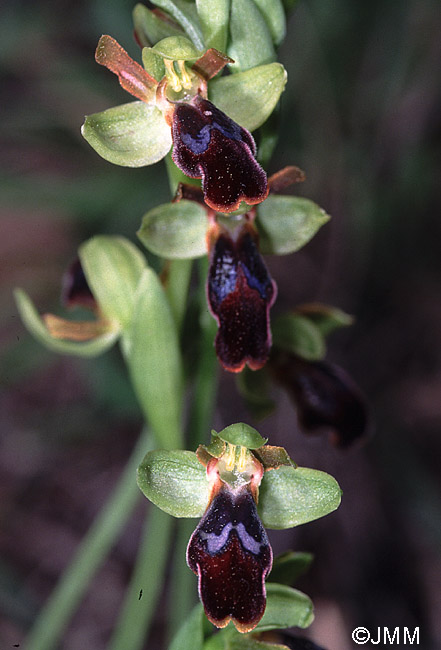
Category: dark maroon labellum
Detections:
[
  {"x1": 61, "y1": 258, "x2": 96, "y2": 311},
  {"x1": 186, "y1": 483, "x2": 272, "y2": 632},
  {"x1": 172, "y1": 96, "x2": 268, "y2": 213},
  {"x1": 207, "y1": 223, "x2": 277, "y2": 373},
  {"x1": 271, "y1": 353, "x2": 369, "y2": 447}
]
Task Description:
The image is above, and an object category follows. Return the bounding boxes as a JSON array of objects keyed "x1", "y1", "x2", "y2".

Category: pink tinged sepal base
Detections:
[
  {"x1": 186, "y1": 483, "x2": 272, "y2": 633},
  {"x1": 207, "y1": 222, "x2": 277, "y2": 373},
  {"x1": 171, "y1": 96, "x2": 268, "y2": 213}
]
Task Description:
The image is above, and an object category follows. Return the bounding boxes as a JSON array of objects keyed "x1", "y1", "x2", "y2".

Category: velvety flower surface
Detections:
[
  {"x1": 187, "y1": 482, "x2": 272, "y2": 633},
  {"x1": 172, "y1": 96, "x2": 268, "y2": 212},
  {"x1": 207, "y1": 222, "x2": 277, "y2": 372}
]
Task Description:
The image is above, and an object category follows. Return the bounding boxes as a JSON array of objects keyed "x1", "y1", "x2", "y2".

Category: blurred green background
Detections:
[{"x1": 1, "y1": 0, "x2": 440, "y2": 648}]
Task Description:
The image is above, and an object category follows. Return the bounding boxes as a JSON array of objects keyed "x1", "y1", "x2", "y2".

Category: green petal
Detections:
[
  {"x1": 252, "y1": 0, "x2": 286, "y2": 46},
  {"x1": 152, "y1": 35, "x2": 201, "y2": 60},
  {"x1": 169, "y1": 604, "x2": 204, "y2": 650},
  {"x1": 272, "y1": 313, "x2": 326, "y2": 361},
  {"x1": 209, "y1": 63, "x2": 287, "y2": 132},
  {"x1": 195, "y1": 0, "x2": 230, "y2": 52},
  {"x1": 79, "y1": 236, "x2": 147, "y2": 330},
  {"x1": 81, "y1": 101, "x2": 172, "y2": 168},
  {"x1": 133, "y1": 3, "x2": 184, "y2": 47},
  {"x1": 254, "y1": 583, "x2": 314, "y2": 631},
  {"x1": 258, "y1": 465, "x2": 342, "y2": 529},
  {"x1": 228, "y1": 0, "x2": 275, "y2": 71},
  {"x1": 151, "y1": 0, "x2": 204, "y2": 50},
  {"x1": 126, "y1": 268, "x2": 183, "y2": 449},
  {"x1": 269, "y1": 551, "x2": 314, "y2": 586},
  {"x1": 137, "y1": 450, "x2": 209, "y2": 517},
  {"x1": 257, "y1": 195, "x2": 330, "y2": 255},
  {"x1": 14, "y1": 289, "x2": 119, "y2": 357},
  {"x1": 137, "y1": 199, "x2": 208, "y2": 259},
  {"x1": 214, "y1": 423, "x2": 267, "y2": 449}
]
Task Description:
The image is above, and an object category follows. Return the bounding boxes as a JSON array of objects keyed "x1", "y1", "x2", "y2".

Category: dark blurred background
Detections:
[{"x1": 1, "y1": 0, "x2": 440, "y2": 648}]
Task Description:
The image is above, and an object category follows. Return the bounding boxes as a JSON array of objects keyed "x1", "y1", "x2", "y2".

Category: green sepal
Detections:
[
  {"x1": 169, "y1": 603, "x2": 204, "y2": 650},
  {"x1": 79, "y1": 236, "x2": 147, "y2": 330},
  {"x1": 258, "y1": 465, "x2": 342, "y2": 529},
  {"x1": 254, "y1": 583, "x2": 314, "y2": 631},
  {"x1": 151, "y1": 0, "x2": 204, "y2": 50},
  {"x1": 81, "y1": 101, "x2": 172, "y2": 168},
  {"x1": 137, "y1": 200, "x2": 208, "y2": 259},
  {"x1": 214, "y1": 423, "x2": 267, "y2": 449},
  {"x1": 256, "y1": 195, "x2": 330, "y2": 255},
  {"x1": 195, "y1": 0, "x2": 230, "y2": 52},
  {"x1": 295, "y1": 303, "x2": 354, "y2": 338},
  {"x1": 228, "y1": 0, "x2": 275, "y2": 71},
  {"x1": 126, "y1": 268, "x2": 183, "y2": 449},
  {"x1": 252, "y1": 0, "x2": 286, "y2": 45},
  {"x1": 142, "y1": 48, "x2": 166, "y2": 82},
  {"x1": 133, "y1": 3, "x2": 184, "y2": 48},
  {"x1": 269, "y1": 551, "x2": 314, "y2": 586},
  {"x1": 209, "y1": 62, "x2": 287, "y2": 132},
  {"x1": 137, "y1": 449, "x2": 209, "y2": 517},
  {"x1": 236, "y1": 366, "x2": 275, "y2": 421},
  {"x1": 272, "y1": 313, "x2": 326, "y2": 361},
  {"x1": 14, "y1": 289, "x2": 119, "y2": 357}
]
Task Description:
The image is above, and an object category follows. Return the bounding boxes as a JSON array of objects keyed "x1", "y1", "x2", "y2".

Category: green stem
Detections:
[
  {"x1": 165, "y1": 258, "x2": 193, "y2": 332},
  {"x1": 25, "y1": 428, "x2": 152, "y2": 650},
  {"x1": 108, "y1": 506, "x2": 174, "y2": 650},
  {"x1": 188, "y1": 257, "x2": 219, "y2": 449}
]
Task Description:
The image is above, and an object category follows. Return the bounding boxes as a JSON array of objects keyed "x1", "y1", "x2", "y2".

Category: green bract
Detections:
[
  {"x1": 215, "y1": 423, "x2": 267, "y2": 449},
  {"x1": 81, "y1": 102, "x2": 172, "y2": 168},
  {"x1": 228, "y1": 0, "x2": 275, "y2": 71},
  {"x1": 137, "y1": 199, "x2": 209, "y2": 259},
  {"x1": 127, "y1": 268, "x2": 183, "y2": 449},
  {"x1": 272, "y1": 313, "x2": 326, "y2": 360},
  {"x1": 269, "y1": 551, "x2": 314, "y2": 586},
  {"x1": 209, "y1": 63, "x2": 287, "y2": 132},
  {"x1": 196, "y1": 0, "x2": 230, "y2": 52},
  {"x1": 257, "y1": 195, "x2": 330, "y2": 255},
  {"x1": 79, "y1": 236, "x2": 147, "y2": 330},
  {"x1": 252, "y1": 0, "x2": 286, "y2": 46},
  {"x1": 254, "y1": 583, "x2": 314, "y2": 631},
  {"x1": 258, "y1": 466, "x2": 342, "y2": 529},
  {"x1": 137, "y1": 450, "x2": 209, "y2": 517},
  {"x1": 295, "y1": 303, "x2": 354, "y2": 338},
  {"x1": 133, "y1": 3, "x2": 184, "y2": 47},
  {"x1": 150, "y1": 0, "x2": 204, "y2": 50}
]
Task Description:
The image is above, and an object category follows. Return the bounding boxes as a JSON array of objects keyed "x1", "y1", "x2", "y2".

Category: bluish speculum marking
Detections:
[{"x1": 180, "y1": 123, "x2": 211, "y2": 154}]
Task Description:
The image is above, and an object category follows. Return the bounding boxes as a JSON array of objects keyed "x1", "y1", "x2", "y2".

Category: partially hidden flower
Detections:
[
  {"x1": 271, "y1": 351, "x2": 369, "y2": 448},
  {"x1": 85, "y1": 35, "x2": 269, "y2": 212},
  {"x1": 137, "y1": 423, "x2": 342, "y2": 633},
  {"x1": 15, "y1": 236, "x2": 146, "y2": 357}
]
